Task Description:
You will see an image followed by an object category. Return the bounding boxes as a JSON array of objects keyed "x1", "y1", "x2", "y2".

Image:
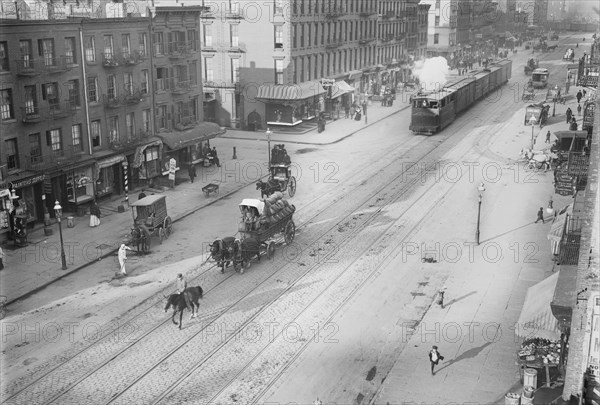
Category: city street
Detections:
[{"x1": 1, "y1": 32, "x2": 595, "y2": 405}]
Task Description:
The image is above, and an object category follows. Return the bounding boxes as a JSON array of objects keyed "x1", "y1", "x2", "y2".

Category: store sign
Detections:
[
  {"x1": 10, "y1": 174, "x2": 45, "y2": 189},
  {"x1": 555, "y1": 171, "x2": 575, "y2": 196}
]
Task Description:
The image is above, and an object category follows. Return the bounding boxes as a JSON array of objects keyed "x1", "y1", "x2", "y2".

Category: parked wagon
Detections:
[
  {"x1": 202, "y1": 182, "x2": 220, "y2": 197},
  {"x1": 522, "y1": 87, "x2": 535, "y2": 101},
  {"x1": 129, "y1": 195, "x2": 173, "y2": 252},
  {"x1": 531, "y1": 68, "x2": 549, "y2": 88},
  {"x1": 525, "y1": 102, "x2": 550, "y2": 128}
]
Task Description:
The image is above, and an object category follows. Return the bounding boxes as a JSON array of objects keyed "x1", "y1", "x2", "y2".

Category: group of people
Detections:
[{"x1": 347, "y1": 102, "x2": 367, "y2": 121}]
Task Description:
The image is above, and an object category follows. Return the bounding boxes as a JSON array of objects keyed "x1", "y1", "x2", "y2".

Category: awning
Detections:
[
  {"x1": 157, "y1": 122, "x2": 225, "y2": 151},
  {"x1": 256, "y1": 81, "x2": 326, "y2": 101},
  {"x1": 551, "y1": 266, "x2": 577, "y2": 328},
  {"x1": 330, "y1": 80, "x2": 355, "y2": 99},
  {"x1": 96, "y1": 154, "x2": 126, "y2": 170},
  {"x1": 204, "y1": 91, "x2": 217, "y2": 102},
  {"x1": 347, "y1": 70, "x2": 363, "y2": 80},
  {"x1": 547, "y1": 204, "x2": 573, "y2": 243},
  {"x1": 515, "y1": 273, "x2": 561, "y2": 341},
  {"x1": 133, "y1": 138, "x2": 163, "y2": 168}
]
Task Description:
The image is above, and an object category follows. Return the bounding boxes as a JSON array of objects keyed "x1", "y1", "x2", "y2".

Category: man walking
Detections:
[
  {"x1": 546, "y1": 130, "x2": 551, "y2": 143},
  {"x1": 118, "y1": 243, "x2": 133, "y2": 275},
  {"x1": 576, "y1": 90, "x2": 583, "y2": 104},
  {"x1": 566, "y1": 107, "x2": 572, "y2": 123},
  {"x1": 429, "y1": 346, "x2": 444, "y2": 375},
  {"x1": 535, "y1": 207, "x2": 545, "y2": 224},
  {"x1": 188, "y1": 164, "x2": 196, "y2": 183},
  {"x1": 577, "y1": 103, "x2": 582, "y2": 116}
]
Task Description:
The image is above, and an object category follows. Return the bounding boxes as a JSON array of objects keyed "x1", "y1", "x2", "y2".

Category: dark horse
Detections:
[
  {"x1": 209, "y1": 237, "x2": 236, "y2": 273},
  {"x1": 164, "y1": 286, "x2": 204, "y2": 329},
  {"x1": 131, "y1": 224, "x2": 150, "y2": 254},
  {"x1": 233, "y1": 237, "x2": 261, "y2": 273},
  {"x1": 256, "y1": 178, "x2": 281, "y2": 198}
]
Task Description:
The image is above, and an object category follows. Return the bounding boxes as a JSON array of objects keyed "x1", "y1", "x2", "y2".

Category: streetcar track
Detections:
[{"x1": 4, "y1": 73, "x2": 525, "y2": 404}]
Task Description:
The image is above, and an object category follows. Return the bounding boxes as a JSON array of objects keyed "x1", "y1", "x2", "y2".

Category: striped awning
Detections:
[
  {"x1": 256, "y1": 81, "x2": 326, "y2": 101},
  {"x1": 330, "y1": 80, "x2": 355, "y2": 99},
  {"x1": 515, "y1": 273, "x2": 561, "y2": 341}
]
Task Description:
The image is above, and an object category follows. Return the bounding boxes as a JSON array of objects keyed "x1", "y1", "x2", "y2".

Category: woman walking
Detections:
[{"x1": 89, "y1": 201, "x2": 101, "y2": 227}]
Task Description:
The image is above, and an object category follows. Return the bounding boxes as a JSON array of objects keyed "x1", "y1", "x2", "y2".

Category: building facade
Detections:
[
  {"x1": 417, "y1": 3, "x2": 431, "y2": 60},
  {"x1": 0, "y1": 1, "x2": 221, "y2": 236}
]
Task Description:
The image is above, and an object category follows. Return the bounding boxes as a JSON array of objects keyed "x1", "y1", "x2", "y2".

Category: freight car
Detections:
[{"x1": 409, "y1": 59, "x2": 513, "y2": 135}]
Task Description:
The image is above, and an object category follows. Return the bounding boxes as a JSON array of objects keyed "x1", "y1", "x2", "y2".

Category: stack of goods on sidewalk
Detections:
[
  {"x1": 518, "y1": 337, "x2": 565, "y2": 367},
  {"x1": 259, "y1": 192, "x2": 295, "y2": 228}
]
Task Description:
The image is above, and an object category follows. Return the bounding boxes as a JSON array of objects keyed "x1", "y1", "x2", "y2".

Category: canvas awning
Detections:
[
  {"x1": 132, "y1": 138, "x2": 163, "y2": 168},
  {"x1": 347, "y1": 70, "x2": 363, "y2": 80},
  {"x1": 551, "y1": 265, "x2": 577, "y2": 328},
  {"x1": 96, "y1": 154, "x2": 126, "y2": 170},
  {"x1": 515, "y1": 273, "x2": 562, "y2": 341},
  {"x1": 239, "y1": 199, "x2": 265, "y2": 215},
  {"x1": 330, "y1": 80, "x2": 355, "y2": 99},
  {"x1": 548, "y1": 204, "x2": 573, "y2": 242},
  {"x1": 157, "y1": 122, "x2": 225, "y2": 150},
  {"x1": 256, "y1": 81, "x2": 326, "y2": 101}
]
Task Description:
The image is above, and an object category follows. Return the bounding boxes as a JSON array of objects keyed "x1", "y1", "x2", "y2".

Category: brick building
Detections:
[{"x1": 417, "y1": 3, "x2": 431, "y2": 60}]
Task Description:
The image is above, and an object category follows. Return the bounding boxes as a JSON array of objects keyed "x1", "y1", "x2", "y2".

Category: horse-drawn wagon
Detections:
[
  {"x1": 129, "y1": 195, "x2": 173, "y2": 253},
  {"x1": 522, "y1": 87, "x2": 535, "y2": 101},
  {"x1": 256, "y1": 144, "x2": 297, "y2": 198},
  {"x1": 524, "y1": 58, "x2": 539, "y2": 75},
  {"x1": 525, "y1": 102, "x2": 550, "y2": 128},
  {"x1": 546, "y1": 85, "x2": 565, "y2": 103}
]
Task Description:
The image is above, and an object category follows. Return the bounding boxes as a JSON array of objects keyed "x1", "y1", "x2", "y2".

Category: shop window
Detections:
[
  {"x1": 140, "y1": 146, "x2": 160, "y2": 179},
  {"x1": 96, "y1": 166, "x2": 115, "y2": 197},
  {"x1": 68, "y1": 168, "x2": 94, "y2": 203}
]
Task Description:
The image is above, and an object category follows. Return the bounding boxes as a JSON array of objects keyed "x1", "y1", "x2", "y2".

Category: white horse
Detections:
[{"x1": 520, "y1": 148, "x2": 557, "y2": 171}]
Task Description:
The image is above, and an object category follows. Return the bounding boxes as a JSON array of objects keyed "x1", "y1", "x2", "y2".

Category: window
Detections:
[
  {"x1": 124, "y1": 73, "x2": 134, "y2": 95},
  {"x1": 204, "y1": 57, "x2": 214, "y2": 81},
  {"x1": 230, "y1": 24, "x2": 239, "y2": 47},
  {"x1": 65, "y1": 37, "x2": 76, "y2": 64},
  {"x1": 122, "y1": 34, "x2": 131, "y2": 58},
  {"x1": 275, "y1": 59, "x2": 284, "y2": 84},
  {"x1": 434, "y1": 33, "x2": 439, "y2": 44},
  {"x1": 139, "y1": 32, "x2": 147, "y2": 56},
  {"x1": 203, "y1": 24, "x2": 213, "y2": 47},
  {"x1": 435, "y1": 15, "x2": 440, "y2": 26},
  {"x1": 91, "y1": 120, "x2": 101, "y2": 147},
  {"x1": 141, "y1": 70, "x2": 149, "y2": 94},
  {"x1": 87, "y1": 77, "x2": 98, "y2": 102},
  {"x1": 153, "y1": 32, "x2": 164, "y2": 55},
  {"x1": 293, "y1": 24, "x2": 297, "y2": 48},
  {"x1": 156, "y1": 67, "x2": 169, "y2": 91},
  {"x1": 0, "y1": 42, "x2": 8, "y2": 71},
  {"x1": 67, "y1": 79, "x2": 80, "y2": 107},
  {"x1": 107, "y1": 75, "x2": 117, "y2": 99},
  {"x1": 189, "y1": 61, "x2": 197, "y2": 85},
  {"x1": 229, "y1": 0, "x2": 239, "y2": 13},
  {"x1": 38, "y1": 38, "x2": 55, "y2": 66},
  {"x1": 72, "y1": 124, "x2": 83, "y2": 151},
  {"x1": 103, "y1": 35, "x2": 114, "y2": 61},
  {"x1": 156, "y1": 105, "x2": 168, "y2": 129},
  {"x1": 275, "y1": 25, "x2": 283, "y2": 48},
  {"x1": 188, "y1": 30, "x2": 198, "y2": 51},
  {"x1": 47, "y1": 128, "x2": 62, "y2": 153},
  {"x1": 109, "y1": 116, "x2": 119, "y2": 141},
  {"x1": 300, "y1": 24, "x2": 304, "y2": 47},
  {"x1": 85, "y1": 36, "x2": 96, "y2": 62},
  {"x1": 1, "y1": 89, "x2": 14, "y2": 120},
  {"x1": 29, "y1": 133, "x2": 42, "y2": 164},
  {"x1": 142, "y1": 109, "x2": 151, "y2": 133},
  {"x1": 126, "y1": 112, "x2": 135, "y2": 138},
  {"x1": 5, "y1": 139, "x2": 18, "y2": 170},
  {"x1": 24, "y1": 85, "x2": 37, "y2": 115},
  {"x1": 19, "y1": 40, "x2": 32, "y2": 69},
  {"x1": 274, "y1": 0, "x2": 283, "y2": 15},
  {"x1": 231, "y1": 58, "x2": 240, "y2": 83}
]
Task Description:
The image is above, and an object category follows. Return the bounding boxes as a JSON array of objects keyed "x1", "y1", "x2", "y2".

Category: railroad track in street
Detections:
[{"x1": 4, "y1": 71, "x2": 525, "y2": 405}]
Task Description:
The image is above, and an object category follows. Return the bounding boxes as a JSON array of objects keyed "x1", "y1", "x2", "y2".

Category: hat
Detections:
[
  {"x1": 177, "y1": 273, "x2": 183, "y2": 278},
  {"x1": 432, "y1": 345, "x2": 438, "y2": 350}
]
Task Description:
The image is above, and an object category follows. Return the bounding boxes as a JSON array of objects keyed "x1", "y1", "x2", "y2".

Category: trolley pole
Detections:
[{"x1": 266, "y1": 128, "x2": 272, "y2": 168}]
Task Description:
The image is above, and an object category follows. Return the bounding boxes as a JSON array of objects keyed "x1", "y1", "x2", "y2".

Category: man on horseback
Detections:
[{"x1": 176, "y1": 273, "x2": 192, "y2": 315}]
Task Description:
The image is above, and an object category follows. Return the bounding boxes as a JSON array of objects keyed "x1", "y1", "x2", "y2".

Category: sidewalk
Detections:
[{"x1": 0, "y1": 99, "x2": 407, "y2": 307}]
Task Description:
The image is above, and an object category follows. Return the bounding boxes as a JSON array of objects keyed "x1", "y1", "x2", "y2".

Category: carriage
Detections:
[
  {"x1": 524, "y1": 58, "x2": 539, "y2": 75},
  {"x1": 531, "y1": 68, "x2": 549, "y2": 88},
  {"x1": 238, "y1": 197, "x2": 296, "y2": 260},
  {"x1": 522, "y1": 87, "x2": 535, "y2": 101},
  {"x1": 270, "y1": 144, "x2": 296, "y2": 197},
  {"x1": 563, "y1": 49, "x2": 575, "y2": 62},
  {"x1": 525, "y1": 102, "x2": 550, "y2": 128},
  {"x1": 129, "y1": 195, "x2": 173, "y2": 253}
]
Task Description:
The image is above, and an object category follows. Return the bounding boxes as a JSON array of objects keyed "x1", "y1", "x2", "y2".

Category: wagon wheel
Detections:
[
  {"x1": 159, "y1": 227, "x2": 165, "y2": 244},
  {"x1": 284, "y1": 220, "x2": 295, "y2": 245},
  {"x1": 164, "y1": 216, "x2": 173, "y2": 239},
  {"x1": 535, "y1": 161, "x2": 544, "y2": 170},
  {"x1": 288, "y1": 176, "x2": 297, "y2": 197},
  {"x1": 267, "y1": 241, "x2": 276, "y2": 260}
]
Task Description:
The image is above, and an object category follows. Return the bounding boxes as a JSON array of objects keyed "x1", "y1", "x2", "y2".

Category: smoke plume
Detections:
[{"x1": 413, "y1": 57, "x2": 451, "y2": 92}]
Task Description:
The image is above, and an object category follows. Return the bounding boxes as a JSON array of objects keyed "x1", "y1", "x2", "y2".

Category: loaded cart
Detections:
[
  {"x1": 130, "y1": 195, "x2": 173, "y2": 251},
  {"x1": 238, "y1": 192, "x2": 295, "y2": 259}
]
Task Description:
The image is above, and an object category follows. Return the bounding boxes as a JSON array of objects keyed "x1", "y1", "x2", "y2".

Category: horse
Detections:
[
  {"x1": 130, "y1": 224, "x2": 150, "y2": 254},
  {"x1": 256, "y1": 179, "x2": 281, "y2": 199},
  {"x1": 209, "y1": 237, "x2": 236, "y2": 273},
  {"x1": 521, "y1": 149, "x2": 557, "y2": 171},
  {"x1": 164, "y1": 286, "x2": 204, "y2": 329},
  {"x1": 232, "y1": 237, "x2": 261, "y2": 274}
]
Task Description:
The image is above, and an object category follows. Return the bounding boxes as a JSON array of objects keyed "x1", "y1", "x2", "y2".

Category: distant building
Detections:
[{"x1": 417, "y1": 3, "x2": 431, "y2": 60}]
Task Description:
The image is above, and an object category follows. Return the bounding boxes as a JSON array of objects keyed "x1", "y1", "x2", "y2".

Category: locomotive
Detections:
[{"x1": 409, "y1": 59, "x2": 512, "y2": 135}]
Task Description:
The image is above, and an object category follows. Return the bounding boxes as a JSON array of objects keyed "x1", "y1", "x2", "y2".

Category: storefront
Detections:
[
  {"x1": 547, "y1": 204, "x2": 573, "y2": 255},
  {"x1": 324, "y1": 79, "x2": 354, "y2": 119},
  {"x1": 256, "y1": 81, "x2": 326, "y2": 126},
  {"x1": 157, "y1": 122, "x2": 224, "y2": 166},
  {"x1": 8, "y1": 173, "x2": 46, "y2": 225},
  {"x1": 94, "y1": 154, "x2": 126, "y2": 200},
  {"x1": 132, "y1": 139, "x2": 164, "y2": 186}
]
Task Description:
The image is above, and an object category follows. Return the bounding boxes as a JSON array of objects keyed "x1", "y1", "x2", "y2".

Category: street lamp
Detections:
[
  {"x1": 476, "y1": 183, "x2": 486, "y2": 245},
  {"x1": 528, "y1": 114, "x2": 537, "y2": 149},
  {"x1": 53, "y1": 200, "x2": 67, "y2": 270},
  {"x1": 552, "y1": 85, "x2": 559, "y2": 117},
  {"x1": 266, "y1": 127, "x2": 272, "y2": 168}
]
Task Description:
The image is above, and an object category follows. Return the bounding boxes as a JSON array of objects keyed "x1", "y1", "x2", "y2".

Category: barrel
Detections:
[
  {"x1": 520, "y1": 392, "x2": 533, "y2": 405},
  {"x1": 504, "y1": 392, "x2": 520, "y2": 405},
  {"x1": 524, "y1": 368, "x2": 537, "y2": 389}
]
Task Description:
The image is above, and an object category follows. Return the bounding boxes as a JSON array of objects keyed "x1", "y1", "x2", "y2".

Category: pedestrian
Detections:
[
  {"x1": 437, "y1": 287, "x2": 446, "y2": 308},
  {"x1": 138, "y1": 189, "x2": 147, "y2": 200},
  {"x1": 566, "y1": 107, "x2": 572, "y2": 123},
  {"x1": 429, "y1": 345, "x2": 444, "y2": 375},
  {"x1": 118, "y1": 243, "x2": 133, "y2": 275},
  {"x1": 0, "y1": 246, "x2": 5, "y2": 270},
  {"x1": 546, "y1": 130, "x2": 551, "y2": 143},
  {"x1": 576, "y1": 90, "x2": 583, "y2": 104},
  {"x1": 211, "y1": 147, "x2": 221, "y2": 167},
  {"x1": 188, "y1": 164, "x2": 196, "y2": 183},
  {"x1": 344, "y1": 104, "x2": 350, "y2": 119},
  {"x1": 577, "y1": 103, "x2": 582, "y2": 116},
  {"x1": 535, "y1": 207, "x2": 545, "y2": 224},
  {"x1": 582, "y1": 89, "x2": 587, "y2": 98},
  {"x1": 350, "y1": 104, "x2": 356, "y2": 120},
  {"x1": 89, "y1": 201, "x2": 101, "y2": 227}
]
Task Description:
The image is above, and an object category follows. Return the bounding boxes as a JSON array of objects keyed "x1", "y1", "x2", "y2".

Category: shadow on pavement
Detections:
[{"x1": 435, "y1": 341, "x2": 493, "y2": 373}]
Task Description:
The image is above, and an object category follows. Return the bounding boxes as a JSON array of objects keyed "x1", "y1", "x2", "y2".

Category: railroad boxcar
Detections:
[{"x1": 409, "y1": 59, "x2": 512, "y2": 135}]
